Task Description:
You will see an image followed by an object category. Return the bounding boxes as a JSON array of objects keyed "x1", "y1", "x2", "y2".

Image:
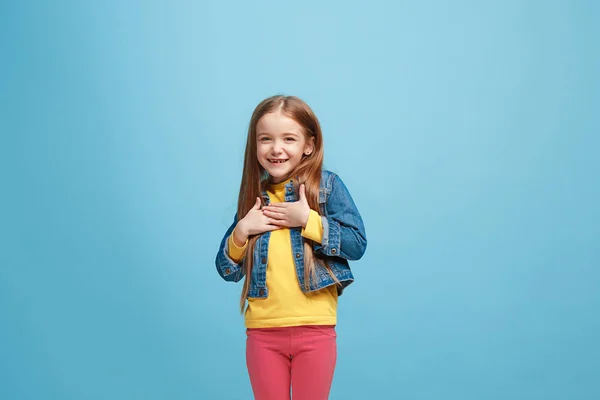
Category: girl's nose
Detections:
[{"x1": 272, "y1": 141, "x2": 283, "y2": 154}]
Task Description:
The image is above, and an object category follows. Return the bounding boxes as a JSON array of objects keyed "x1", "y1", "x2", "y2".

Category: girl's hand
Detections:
[
  {"x1": 234, "y1": 198, "x2": 280, "y2": 245},
  {"x1": 262, "y1": 184, "x2": 311, "y2": 228}
]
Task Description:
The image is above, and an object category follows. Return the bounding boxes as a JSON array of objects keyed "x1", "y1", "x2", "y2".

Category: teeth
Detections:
[{"x1": 270, "y1": 160, "x2": 287, "y2": 163}]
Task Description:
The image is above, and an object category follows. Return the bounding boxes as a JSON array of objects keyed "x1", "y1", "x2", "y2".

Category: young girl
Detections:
[{"x1": 215, "y1": 95, "x2": 366, "y2": 400}]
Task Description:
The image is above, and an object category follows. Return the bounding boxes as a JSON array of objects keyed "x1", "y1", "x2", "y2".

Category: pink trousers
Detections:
[{"x1": 246, "y1": 325, "x2": 337, "y2": 400}]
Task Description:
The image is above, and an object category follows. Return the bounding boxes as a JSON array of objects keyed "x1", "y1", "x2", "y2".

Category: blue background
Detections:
[{"x1": 2, "y1": 0, "x2": 599, "y2": 399}]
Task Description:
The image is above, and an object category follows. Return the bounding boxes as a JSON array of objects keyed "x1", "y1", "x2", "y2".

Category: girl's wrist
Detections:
[
  {"x1": 301, "y1": 209, "x2": 311, "y2": 228},
  {"x1": 233, "y1": 222, "x2": 248, "y2": 246}
]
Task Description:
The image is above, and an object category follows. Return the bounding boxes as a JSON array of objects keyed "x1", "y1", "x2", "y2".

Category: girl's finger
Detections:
[
  {"x1": 263, "y1": 209, "x2": 285, "y2": 218},
  {"x1": 265, "y1": 203, "x2": 288, "y2": 209},
  {"x1": 270, "y1": 219, "x2": 288, "y2": 227},
  {"x1": 263, "y1": 215, "x2": 282, "y2": 224},
  {"x1": 262, "y1": 211, "x2": 283, "y2": 221}
]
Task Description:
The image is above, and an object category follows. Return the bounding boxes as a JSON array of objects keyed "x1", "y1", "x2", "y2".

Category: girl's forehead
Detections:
[{"x1": 256, "y1": 111, "x2": 304, "y2": 134}]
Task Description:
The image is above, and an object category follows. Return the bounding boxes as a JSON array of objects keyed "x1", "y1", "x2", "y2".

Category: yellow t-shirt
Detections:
[{"x1": 228, "y1": 180, "x2": 338, "y2": 328}]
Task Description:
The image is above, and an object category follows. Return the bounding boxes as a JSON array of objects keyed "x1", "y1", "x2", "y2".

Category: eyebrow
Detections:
[{"x1": 257, "y1": 132, "x2": 300, "y2": 137}]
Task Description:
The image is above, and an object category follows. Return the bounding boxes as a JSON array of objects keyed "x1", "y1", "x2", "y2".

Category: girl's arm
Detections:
[
  {"x1": 314, "y1": 174, "x2": 367, "y2": 261},
  {"x1": 215, "y1": 214, "x2": 246, "y2": 282}
]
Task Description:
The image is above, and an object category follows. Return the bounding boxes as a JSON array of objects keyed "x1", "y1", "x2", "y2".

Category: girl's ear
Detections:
[{"x1": 304, "y1": 137, "x2": 315, "y2": 156}]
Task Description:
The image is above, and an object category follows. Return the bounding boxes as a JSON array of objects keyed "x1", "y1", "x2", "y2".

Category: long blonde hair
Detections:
[{"x1": 237, "y1": 95, "x2": 334, "y2": 312}]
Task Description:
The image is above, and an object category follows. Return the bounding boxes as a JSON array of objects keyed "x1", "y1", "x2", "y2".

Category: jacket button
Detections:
[
  {"x1": 225, "y1": 268, "x2": 231, "y2": 274},
  {"x1": 331, "y1": 248, "x2": 337, "y2": 254},
  {"x1": 261, "y1": 257, "x2": 267, "y2": 264},
  {"x1": 295, "y1": 253, "x2": 301, "y2": 258},
  {"x1": 259, "y1": 289, "x2": 265, "y2": 296}
]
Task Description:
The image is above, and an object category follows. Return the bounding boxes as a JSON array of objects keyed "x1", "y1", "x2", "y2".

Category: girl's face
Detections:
[{"x1": 256, "y1": 110, "x2": 314, "y2": 184}]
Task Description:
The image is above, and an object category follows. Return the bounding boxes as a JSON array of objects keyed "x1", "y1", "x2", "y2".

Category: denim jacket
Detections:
[{"x1": 215, "y1": 170, "x2": 366, "y2": 299}]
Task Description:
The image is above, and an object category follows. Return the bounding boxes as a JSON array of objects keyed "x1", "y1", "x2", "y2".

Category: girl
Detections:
[{"x1": 215, "y1": 95, "x2": 366, "y2": 400}]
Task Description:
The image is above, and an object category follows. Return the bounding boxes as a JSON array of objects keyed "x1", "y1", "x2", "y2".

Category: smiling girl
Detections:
[{"x1": 215, "y1": 95, "x2": 367, "y2": 400}]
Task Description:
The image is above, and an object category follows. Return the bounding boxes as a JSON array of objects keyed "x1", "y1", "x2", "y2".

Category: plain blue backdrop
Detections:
[{"x1": 1, "y1": 0, "x2": 599, "y2": 399}]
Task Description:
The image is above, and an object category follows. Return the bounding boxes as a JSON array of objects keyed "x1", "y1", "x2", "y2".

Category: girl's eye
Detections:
[
  {"x1": 260, "y1": 137, "x2": 271, "y2": 142},
  {"x1": 285, "y1": 138, "x2": 296, "y2": 142}
]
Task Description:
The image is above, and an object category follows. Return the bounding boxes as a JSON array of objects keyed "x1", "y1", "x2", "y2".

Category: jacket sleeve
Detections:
[
  {"x1": 215, "y1": 213, "x2": 246, "y2": 282},
  {"x1": 314, "y1": 174, "x2": 367, "y2": 261}
]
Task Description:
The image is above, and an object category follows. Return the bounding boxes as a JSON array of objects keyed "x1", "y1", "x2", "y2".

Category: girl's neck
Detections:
[{"x1": 268, "y1": 177, "x2": 292, "y2": 189}]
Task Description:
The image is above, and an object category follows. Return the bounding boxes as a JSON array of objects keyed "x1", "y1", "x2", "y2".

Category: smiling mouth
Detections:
[{"x1": 268, "y1": 159, "x2": 288, "y2": 164}]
